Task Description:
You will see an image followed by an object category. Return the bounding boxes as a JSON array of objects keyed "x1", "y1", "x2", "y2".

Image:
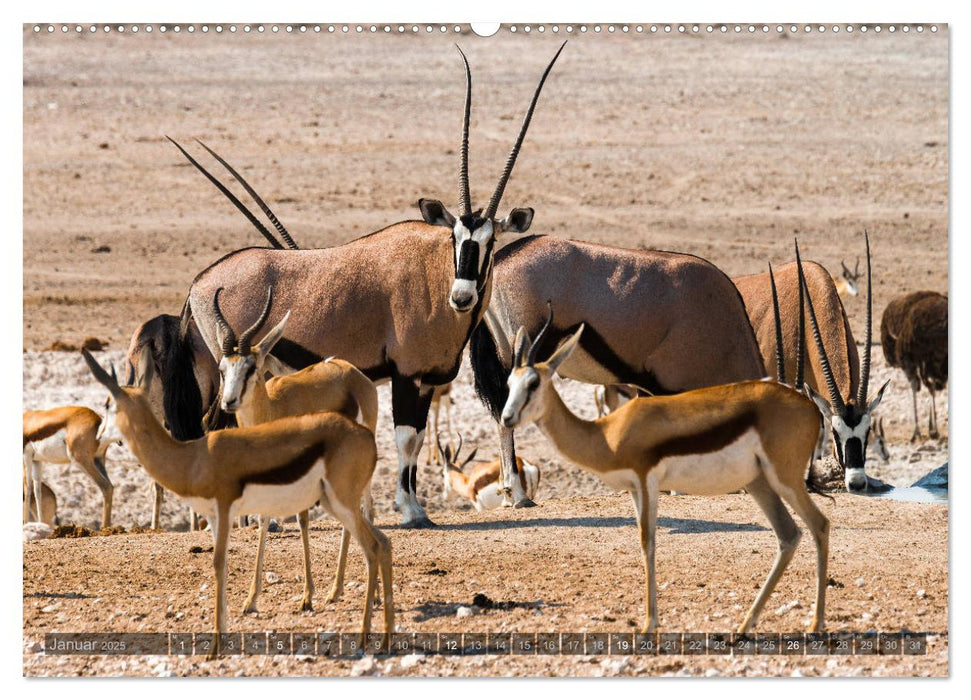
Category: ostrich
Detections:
[{"x1": 881, "y1": 291, "x2": 948, "y2": 440}]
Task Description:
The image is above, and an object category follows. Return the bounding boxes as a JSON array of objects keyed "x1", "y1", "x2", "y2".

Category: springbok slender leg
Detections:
[
  {"x1": 428, "y1": 399, "x2": 441, "y2": 466},
  {"x1": 209, "y1": 503, "x2": 231, "y2": 660},
  {"x1": 391, "y1": 375, "x2": 435, "y2": 528},
  {"x1": 243, "y1": 516, "x2": 270, "y2": 614},
  {"x1": 23, "y1": 449, "x2": 36, "y2": 524},
  {"x1": 929, "y1": 388, "x2": 939, "y2": 439},
  {"x1": 738, "y1": 474, "x2": 801, "y2": 632},
  {"x1": 90, "y1": 456, "x2": 114, "y2": 529},
  {"x1": 498, "y1": 424, "x2": 535, "y2": 508},
  {"x1": 151, "y1": 482, "x2": 164, "y2": 529},
  {"x1": 631, "y1": 475, "x2": 659, "y2": 633},
  {"x1": 778, "y1": 483, "x2": 829, "y2": 632},
  {"x1": 297, "y1": 510, "x2": 315, "y2": 611}
]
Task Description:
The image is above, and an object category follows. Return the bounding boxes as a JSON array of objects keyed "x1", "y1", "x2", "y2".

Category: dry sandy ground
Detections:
[{"x1": 22, "y1": 26, "x2": 948, "y2": 677}]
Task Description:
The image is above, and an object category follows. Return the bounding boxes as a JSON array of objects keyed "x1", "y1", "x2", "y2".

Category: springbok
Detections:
[
  {"x1": 881, "y1": 290, "x2": 947, "y2": 441},
  {"x1": 23, "y1": 405, "x2": 120, "y2": 528},
  {"x1": 171, "y1": 43, "x2": 567, "y2": 527},
  {"x1": 438, "y1": 434, "x2": 540, "y2": 511},
  {"x1": 834, "y1": 258, "x2": 863, "y2": 299},
  {"x1": 82, "y1": 349, "x2": 392, "y2": 658},
  {"x1": 471, "y1": 241, "x2": 766, "y2": 508},
  {"x1": 734, "y1": 236, "x2": 889, "y2": 492},
  {"x1": 500, "y1": 307, "x2": 828, "y2": 633},
  {"x1": 212, "y1": 286, "x2": 379, "y2": 612},
  {"x1": 427, "y1": 383, "x2": 454, "y2": 466},
  {"x1": 125, "y1": 314, "x2": 224, "y2": 529}
]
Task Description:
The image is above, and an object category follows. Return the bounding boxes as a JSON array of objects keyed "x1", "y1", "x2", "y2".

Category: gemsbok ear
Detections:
[
  {"x1": 866, "y1": 379, "x2": 891, "y2": 415},
  {"x1": 81, "y1": 349, "x2": 122, "y2": 398},
  {"x1": 513, "y1": 326, "x2": 531, "y2": 367},
  {"x1": 256, "y1": 310, "x2": 291, "y2": 362},
  {"x1": 497, "y1": 208, "x2": 534, "y2": 234},
  {"x1": 547, "y1": 324, "x2": 584, "y2": 374},
  {"x1": 418, "y1": 198, "x2": 457, "y2": 229}
]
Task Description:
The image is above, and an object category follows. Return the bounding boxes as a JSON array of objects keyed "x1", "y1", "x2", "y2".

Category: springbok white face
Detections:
[
  {"x1": 502, "y1": 318, "x2": 584, "y2": 429},
  {"x1": 840, "y1": 259, "x2": 862, "y2": 296},
  {"x1": 416, "y1": 42, "x2": 564, "y2": 313},
  {"x1": 213, "y1": 286, "x2": 289, "y2": 414}
]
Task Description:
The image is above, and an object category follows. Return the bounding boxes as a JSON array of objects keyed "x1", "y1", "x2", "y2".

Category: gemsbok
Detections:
[
  {"x1": 170, "y1": 43, "x2": 568, "y2": 526},
  {"x1": 499, "y1": 307, "x2": 828, "y2": 634},
  {"x1": 23, "y1": 404, "x2": 120, "y2": 528},
  {"x1": 212, "y1": 286, "x2": 379, "y2": 612},
  {"x1": 733, "y1": 235, "x2": 888, "y2": 491},
  {"x1": 82, "y1": 349, "x2": 392, "y2": 659},
  {"x1": 438, "y1": 433, "x2": 540, "y2": 511},
  {"x1": 881, "y1": 290, "x2": 947, "y2": 440},
  {"x1": 471, "y1": 240, "x2": 766, "y2": 508}
]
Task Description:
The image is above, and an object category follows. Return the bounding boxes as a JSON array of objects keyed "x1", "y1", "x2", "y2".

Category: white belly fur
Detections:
[
  {"x1": 185, "y1": 459, "x2": 327, "y2": 520},
  {"x1": 655, "y1": 429, "x2": 763, "y2": 495},
  {"x1": 599, "y1": 468, "x2": 640, "y2": 492},
  {"x1": 475, "y1": 483, "x2": 504, "y2": 511},
  {"x1": 28, "y1": 431, "x2": 70, "y2": 464}
]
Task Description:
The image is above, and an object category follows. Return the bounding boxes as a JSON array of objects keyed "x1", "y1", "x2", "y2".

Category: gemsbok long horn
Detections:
[
  {"x1": 456, "y1": 46, "x2": 473, "y2": 217},
  {"x1": 195, "y1": 139, "x2": 299, "y2": 251},
  {"x1": 483, "y1": 41, "x2": 568, "y2": 221},
  {"x1": 796, "y1": 241, "x2": 846, "y2": 413},
  {"x1": 527, "y1": 301, "x2": 555, "y2": 365},
  {"x1": 768, "y1": 262, "x2": 786, "y2": 384},
  {"x1": 212, "y1": 287, "x2": 237, "y2": 356},
  {"x1": 238, "y1": 286, "x2": 275, "y2": 351},
  {"x1": 166, "y1": 137, "x2": 295, "y2": 251},
  {"x1": 856, "y1": 230, "x2": 873, "y2": 406}
]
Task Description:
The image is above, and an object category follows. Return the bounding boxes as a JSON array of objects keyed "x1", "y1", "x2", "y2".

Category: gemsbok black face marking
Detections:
[
  {"x1": 796, "y1": 233, "x2": 889, "y2": 493},
  {"x1": 418, "y1": 42, "x2": 564, "y2": 312}
]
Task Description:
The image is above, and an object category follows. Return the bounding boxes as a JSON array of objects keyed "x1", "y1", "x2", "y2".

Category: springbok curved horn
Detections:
[
  {"x1": 166, "y1": 137, "x2": 284, "y2": 250},
  {"x1": 239, "y1": 287, "x2": 275, "y2": 351},
  {"x1": 456, "y1": 46, "x2": 473, "y2": 217},
  {"x1": 453, "y1": 433, "x2": 464, "y2": 464},
  {"x1": 768, "y1": 263, "x2": 786, "y2": 385},
  {"x1": 436, "y1": 432, "x2": 448, "y2": 464},
  {"x1": 797, "y1": 244, "x2": 845, "y2": 413},
  {"x1": 195, "y1": 140, "x2": 299, "y2": 251},
  {"x1": 856, "y1": 230, "x2": 873, "y2": 406},
  {"x1": 855, "y1": 256, "x2": 861, "y2": 277},
  {"x1": 212, "y1": 287, "x2": 237, "y2": 356},
  {"x1": 528, "y1": 301, "x2": 555, "y2": 364},
  {"x1": 483, "y1": 41, "x2": 567, "y2": 221}
]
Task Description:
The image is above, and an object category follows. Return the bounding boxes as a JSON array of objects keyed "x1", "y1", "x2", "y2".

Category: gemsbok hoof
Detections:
[
  {"x1": 514, "y1": 498, "x2": 537, "y2": 509},
  {"x1": 402, "y1": 515, "x2": 437, "y2": 529}
]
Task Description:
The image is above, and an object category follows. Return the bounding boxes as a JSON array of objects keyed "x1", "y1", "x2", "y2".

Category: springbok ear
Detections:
[
  {"x1": 81, "y1": 349, "x2": 122, "y2": 398},
  {"x1": 497, "y1": 208, "x2": 534, "y2": 234},
  {"x1": 256, "y1": 311, "x2": 291, "y2": 362},
  {"x1": 262, "y1": 353, "x2": 299, "y2": 378},
  {"x1": 866, "y1": 379, "x2": 891, "y2": 415},
  {"x1": 513, "y1": 326, "x2": 531, "y2": 367},
  {"x1": 462, "y1": 446, "x2": 479, "y2": 467},
  {"x1": 804, "y1": 384, "x2": 831, "y2": 417},
  {"x1": 547, "y1": 324, "x2": 584, "y2": 374},
  {"x1": 418, "y1": 198, "x2": 457, "y2": 229}
]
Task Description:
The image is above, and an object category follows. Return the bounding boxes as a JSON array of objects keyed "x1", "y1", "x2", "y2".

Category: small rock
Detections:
[
  {"x1": 351, "y1": 655, "x2": 377, "y2": 677},
  {"x1": 600, "y1": 656, "x2": 629, "y2": 675},
  {"x1": 705, "y1": 668, "x2": 721, "y2": 677},
  {"x1": 917, "y1": 589, "x2": 927, "y2": 599},
  {"x1": 152, "y1": 662, "x2": 174, "y2": 677},
  {"x1": 265, "y1": 571, "x2": 282, "y2": 585},
  {"x1": 24, "y1": 523, "x2": 53, "y2": 541},
  {"x1": 400, "y1": 653, "x2": 424, "y2": 669},
  {"x1": 456, "y1": 605, "x2": 478, "y2": 619},
  {"x1": 855, "y1": 577, "x2": 866, "y2": 587},
  {"x1": 25, "y1": 640, "x2": 43, "y2": 654},
  {"x1": 41, "y1": 604, "x2": 59, "y2": 614}
]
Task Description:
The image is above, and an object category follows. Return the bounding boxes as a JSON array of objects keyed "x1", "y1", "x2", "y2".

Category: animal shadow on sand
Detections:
[{"x1": 417, "y1": 516, "x2": 767, "y2": 535}]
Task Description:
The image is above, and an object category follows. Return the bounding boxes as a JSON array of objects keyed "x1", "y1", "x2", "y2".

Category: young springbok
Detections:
[
  {"x1": 499, "y1": 307, "x2": 828, "y2": 634},
  {"x1": 212, "y1": 286, "x2": 379, "y2": 613},
  {"x1": 439, "y1": 434, "x2": 540, "y2": 511},
  {"x1": 23, "y1": 404, "x2": 119, "y2": 528},
  {"x1": 82, "y1": 349, "x2": 392, "y2": 658}
]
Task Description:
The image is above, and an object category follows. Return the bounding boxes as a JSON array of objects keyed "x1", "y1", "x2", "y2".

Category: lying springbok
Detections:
[
  {"x1": 500, "y1": 307, "x2": 828, "y2": 633},
  {"x1": 212, "y1": 286, "x2": 379, "y2": 612},
  {"x1": 23, "y1": 404, "x2": 120, "y2": 528},
  {"x1": 82, "y1": 349, "x2": 392, "y2": 658},
  {"x1": 427, "y1": 383, "x2": 453, "y2": 466},
  {"x1": 471, "y1": 240, "x2": 766, "y2": 508},
  {"x1": 733, "y1": 235, "x2": 888, "y2": 491},
  {"x1": 439, "y1": 434, "x2": 540, "y2": 511},
  {"x1": 881, "y1": 291, "x2": 948, "y2": 441},
  {"x1": 834, "y1": 257, "x2": 863, "y2": 299},
  {"x1": 125, "y1": 313, "x2": 223, "y2": 529},
  {"x1": 23, "y1": 479, "x2": 57, "y2": 527},
  {"x1": 172, "y1": 43, "x2": 567, "y2": 527}
]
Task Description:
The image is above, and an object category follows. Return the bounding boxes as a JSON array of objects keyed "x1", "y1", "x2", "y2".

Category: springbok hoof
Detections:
[
  {"x1": 401, "y1": 515, "x2": 437, "y2": 529},
  {"x1": 514, "y1": 498, "x2": 537, "y2": 509},
  {"x1": 300, "y1": 601, "x2": 314, "y2": 613}
]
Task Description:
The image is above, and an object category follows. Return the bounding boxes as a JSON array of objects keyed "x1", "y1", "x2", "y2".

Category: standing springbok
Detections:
[
  {"x1": 125, "y1": 313, "x2": 224, "y2": 529},
  {"x1": 500, "y1": 307, "x2": 828, "y2": 633},
  {"x1": 439, "y1": 434, "x2": 540, "y2": 511},
  {"x1": 471, "y1": 240, "x2": 766, "y2": 508},
  {"x1": 82, "y1": 349, "x2": 392, "y2": 658},
  {"x1": 212, "y1": 286, "x2": 379, "y2": 612},
  {"x1": 171, "y1": 43, "x2": 567, "y2": 527},
  {"x1": 23, "y1": 404, "x2": 120, "y2": 528},
  {"x1": 881, "y1": 291, "x2": 947, "y2": 441},
  {"x1": 734, "y1": 235, "x2": 889, "y2": 491}
]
